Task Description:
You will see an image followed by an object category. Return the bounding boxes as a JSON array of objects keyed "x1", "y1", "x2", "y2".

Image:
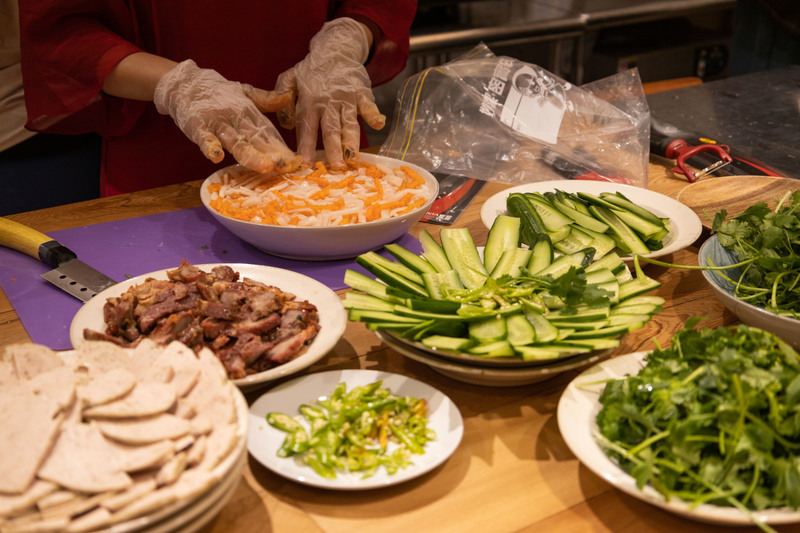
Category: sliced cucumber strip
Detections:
[
  {"x1": 440, "y1": 227, "x2": 488, "y2": 290},
  {"x1": 484, "y1": 214, "x2": 521, "y2": 273}
]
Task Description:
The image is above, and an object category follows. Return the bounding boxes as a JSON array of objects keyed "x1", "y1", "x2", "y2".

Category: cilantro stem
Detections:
[
  {"x1": 742, "y1": 464, "x2": 760, "y2": 507},
  {"x1": 628, "y1": 430, "x2": 670, "y2": 457},
  {"x1": 744, "y1": 412, "x2": 800, "y2": 450},
  {"x1": 633, "y1": 255, "x2": 757, "y2": 271},
  {"x1": 681, "y1": 365, "x2": 706, "y2": 386},
  {"x1": 593, "y1": 431, "x2": 644, "y2": 467},
  {"x1": 683, "y1": 469, "x2": 779, "y2": 533}
]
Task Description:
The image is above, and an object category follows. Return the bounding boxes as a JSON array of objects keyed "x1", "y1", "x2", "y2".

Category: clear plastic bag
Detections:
[{"x1": 380, "y1": 44, "x2": 650, "y2": 188}]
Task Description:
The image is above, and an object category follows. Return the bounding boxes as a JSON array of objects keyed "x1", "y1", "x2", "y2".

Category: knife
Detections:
[{"x1": 0, "y1": 217, "x2": 117, "y2": 301}]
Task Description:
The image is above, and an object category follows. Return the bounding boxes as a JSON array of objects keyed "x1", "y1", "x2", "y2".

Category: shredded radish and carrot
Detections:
[{"x1": 207, "y1": 159, "x2": 433, "y2": 227}]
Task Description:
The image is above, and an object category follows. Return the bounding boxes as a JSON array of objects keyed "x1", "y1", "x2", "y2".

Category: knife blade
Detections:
[{"x1": 0, "y1": 216, "x2": 117, "y2": 301}]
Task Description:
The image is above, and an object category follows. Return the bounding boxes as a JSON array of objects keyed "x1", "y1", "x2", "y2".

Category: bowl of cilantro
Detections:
[{"x1": 699, "y1": 233, "x2": 800, "y2": 348}]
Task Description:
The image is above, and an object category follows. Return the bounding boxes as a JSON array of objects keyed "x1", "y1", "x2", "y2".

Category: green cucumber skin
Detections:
[
  {"x1": 588, "y1": 205, "x2": 650, "y2": 255},
  {"x1": 344, "y1": 214, "x2": 663, "y2": 360},
  {"x1": 507, "y1": 193, "x2": 547, "y2": 246},
  {"x1": 600, "y1": 192, "x2": 663, "y2": 226},
  {"x1": 385, "y1": 243, "x2": 437, "y2": 274},
  {"x1": 484, "y1": 214, "x2": 521, "y2": 274},
  {"x1": 419, "y1": 230, "x2": 452, "y2": 273},
  {"x1": 523, "y1": 193, "x2": 573, "y2": 230},
  {"x1": 440, "y1": 227, "x2": 488, "y2": 290}
]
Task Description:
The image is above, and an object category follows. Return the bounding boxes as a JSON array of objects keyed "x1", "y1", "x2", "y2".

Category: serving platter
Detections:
[
  {"x1": 480, "y1": 180, "x2": 702, "y2": 261},
  {"x1": 70, "y1": 263, "x2": 347, "y2": 392},
  {"x1": 558, "y1": 351, "x2": 800, "y2": 527},
  {"x1": 247, "y1": 369, "x2": 463, "y2": 490},
  {"x1": 382, "y1": 330, "x2": 587, "y2": 369},
  {"x1": 379, "y1": 330, "x2": 614, "y2": 387}
]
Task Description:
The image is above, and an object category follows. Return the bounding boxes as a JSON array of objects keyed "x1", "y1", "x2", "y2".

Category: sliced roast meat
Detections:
[{"x1": 83, "y1": 261, "x2": 321, "y2": 379}]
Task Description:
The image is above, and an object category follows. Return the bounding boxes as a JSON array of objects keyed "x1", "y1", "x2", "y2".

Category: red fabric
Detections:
[{"x1": 19, "y1": 0, "x2": 416, "y2": 196}]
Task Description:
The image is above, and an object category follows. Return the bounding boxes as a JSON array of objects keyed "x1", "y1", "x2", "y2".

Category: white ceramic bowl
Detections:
[
  {"x1": 200, "y1": 153, "x2": 438, "y2": 261},
  {"x1": 699, "y1": 235, "x2": 800, "y2": 348}
]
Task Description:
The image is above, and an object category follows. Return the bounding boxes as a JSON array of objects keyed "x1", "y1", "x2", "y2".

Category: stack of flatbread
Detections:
[{"x1": 0, "y1": 339, "x2": 246, "y2": 533}]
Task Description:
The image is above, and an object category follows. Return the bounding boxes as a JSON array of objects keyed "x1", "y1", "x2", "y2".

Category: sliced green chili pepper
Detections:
[{"x1": 266, "y1": 380, "x2": 436, "y2": 479}]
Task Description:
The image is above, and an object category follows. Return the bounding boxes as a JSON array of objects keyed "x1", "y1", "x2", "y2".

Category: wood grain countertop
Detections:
[{"x1": 2, "y1": 159, "x2": 780, "y2": 533}]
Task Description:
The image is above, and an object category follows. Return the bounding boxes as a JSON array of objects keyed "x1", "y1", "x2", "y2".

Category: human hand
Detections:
[
  {"x1": 275, "y1": 18, "x2": 385, "y2": 169},
  {"x1": 154, "y1": 60, "x2": 302, "y2": 173}
]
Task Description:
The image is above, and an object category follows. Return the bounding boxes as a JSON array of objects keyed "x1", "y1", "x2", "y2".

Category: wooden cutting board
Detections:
[{"x1": 674, "y1": 175, "x2": 798, "y2": 228}]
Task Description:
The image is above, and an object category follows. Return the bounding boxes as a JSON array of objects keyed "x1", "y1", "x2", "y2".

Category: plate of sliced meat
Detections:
[{"x1": 71, "y1": 261, "x2": 347, "y2": 392}]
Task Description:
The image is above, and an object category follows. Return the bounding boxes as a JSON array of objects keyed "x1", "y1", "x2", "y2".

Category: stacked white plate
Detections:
[{"x1": 0, "y1": 341, "x2": 249, "y2": 533}]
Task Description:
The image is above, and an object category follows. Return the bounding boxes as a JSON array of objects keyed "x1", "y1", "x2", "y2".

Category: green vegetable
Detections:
[
  {"x1": 344, "y1": 219, "x2": 663, "y2": 361},
  {"x1": 640, "y1": 190, "x2": 800, "y2": 318},
  {"x1": 509, "y1": 189, "x2": 669, "y2": 259},
  {"x1": 712, "y1": 191, "x2": 800, "y2": 317},
  {"x1": 484, "y1": 214, "x2": 521, "y2": 273},
  {"x1": 595, "y1": 320, "x2": 800, "y2": 531},
  {"x1": 267, "y1": 380, "x2": 434, "y2": 479}
]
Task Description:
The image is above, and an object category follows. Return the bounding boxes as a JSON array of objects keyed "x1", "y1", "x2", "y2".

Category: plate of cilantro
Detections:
[
  {"x1": 698, "y1": 189, "x2": 800, "y2": 347},
  {"x1": 558, "y1": 320, "x2": 800, "y2": 530}
]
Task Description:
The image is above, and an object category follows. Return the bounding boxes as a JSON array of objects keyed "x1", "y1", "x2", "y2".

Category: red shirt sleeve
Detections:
[
  {"x1": 333, "y1": 0, "x2": 417, "y2": 86},
  {"x1": 19, "y1": 1, "x2": 146, "y2": 136}
]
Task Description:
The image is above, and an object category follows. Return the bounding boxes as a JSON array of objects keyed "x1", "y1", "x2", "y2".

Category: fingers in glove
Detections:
[
  {"x1": 274, "y1": 68, "x2": 298, "y2": 129},
  {"x1": 200, "y1": 134, "x2": 226, "y2": 164},
  {"x1": 295, "y1": 103, "x2": 323, "y2": 166},
  {"x1": 358, "y1": 95, "x2": 386, "y2": 131},
  {"x1": 245, "y1": 85, "x2": 293, "y2": 113},
  {"x1": 216, "y1": 120, "x2": 301, "y2": 174},
  {"x1": 246, "y1": 122, "x2": 303, "y2": 172},
  {"x1": 182, "y1": 115, "x2": 226, "y2": 163},
  {"x1": 320, "y1": 106, "x2": 346, "y2": 170},
  {"x1": 338, "y1": 107, "x2": 361, "y2": 163}
]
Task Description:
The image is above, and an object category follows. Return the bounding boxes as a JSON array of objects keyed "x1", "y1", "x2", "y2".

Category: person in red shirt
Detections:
[{"x1": 18, "y1": 1, "x2": 416, "y2": 197}]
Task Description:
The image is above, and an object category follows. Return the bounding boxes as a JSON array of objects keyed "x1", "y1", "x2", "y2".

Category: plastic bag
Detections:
[{"x1": 379, "y1": 44, "x2": 650, "y2": 188}]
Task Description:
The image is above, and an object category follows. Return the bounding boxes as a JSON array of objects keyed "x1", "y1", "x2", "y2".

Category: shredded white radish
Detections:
[{"x1": 207, "y1": 159, "x2": 432, "y2": 226}]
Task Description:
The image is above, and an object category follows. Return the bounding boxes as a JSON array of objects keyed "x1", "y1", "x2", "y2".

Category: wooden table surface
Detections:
[{"x1": 2, "y1": 159, "x2": 778, "y2": 533}]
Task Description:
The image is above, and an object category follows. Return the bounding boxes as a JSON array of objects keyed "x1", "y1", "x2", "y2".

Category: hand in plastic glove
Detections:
[
  {"x1": 154, "y1": 59, "x2": 302, "y2": 174},
  {"x1": 275, "y1": 17, "x2": 385, "y2": 169}
]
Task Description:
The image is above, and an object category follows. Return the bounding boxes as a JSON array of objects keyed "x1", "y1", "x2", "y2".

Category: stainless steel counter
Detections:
[
  {"x1": 410, "y1": 0, "x2": 735, "y2": 54},
  {"x1": 408, "y1": 0, "x2": 735, "y2": 82}
]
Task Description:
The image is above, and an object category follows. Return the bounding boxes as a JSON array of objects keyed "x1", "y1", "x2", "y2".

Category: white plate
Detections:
[
  {"x1": 558, "y1": 351, "x2": 800, "y2": 527},
  {"x1": 379, "y1": 330, "x2": 614, "y2": 387},
  {"x1": 247, "y1": 369, "x2": 463, "y2": 490},
  {"x1": 480, "y1": 180, "x2": 702, "y2": 261},
  {"x1": 70, "y1": 263, "x2": 347, "y2": 393},
  {"x1": 139, "y1": 448, "x2": 245, "y2": 533}
]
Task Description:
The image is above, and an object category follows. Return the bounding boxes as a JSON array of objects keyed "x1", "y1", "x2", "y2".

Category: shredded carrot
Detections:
[{"x1": 206, "y1": 158, "x2": 432, "y2": 227}]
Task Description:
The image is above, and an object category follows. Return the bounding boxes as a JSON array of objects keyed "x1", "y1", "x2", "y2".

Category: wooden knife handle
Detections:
[{"x1": 0, "y1": 217, "x2": 77, "y2": 268}]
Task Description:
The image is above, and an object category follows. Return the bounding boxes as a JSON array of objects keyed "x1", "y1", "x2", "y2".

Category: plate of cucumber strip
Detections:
[
  {"x1": 343, "y1": 217, "x2": 666, "y2": 372},
  {"x1": 480, "y1": 180, "x2": 702, "y2": 262}
]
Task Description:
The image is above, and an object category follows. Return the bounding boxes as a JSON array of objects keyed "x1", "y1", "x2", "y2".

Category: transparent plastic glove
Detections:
[
  {"x1": 154, "y1": 59, "x2": 302, "y2": 174},
  {"x1": 275, "y1": 17, "x2": 385, "y2": 169}
]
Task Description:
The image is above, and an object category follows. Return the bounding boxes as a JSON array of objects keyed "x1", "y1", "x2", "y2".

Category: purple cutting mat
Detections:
[{"x1": 0, "y1": 206, "x2": 422, "y2": 350}]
